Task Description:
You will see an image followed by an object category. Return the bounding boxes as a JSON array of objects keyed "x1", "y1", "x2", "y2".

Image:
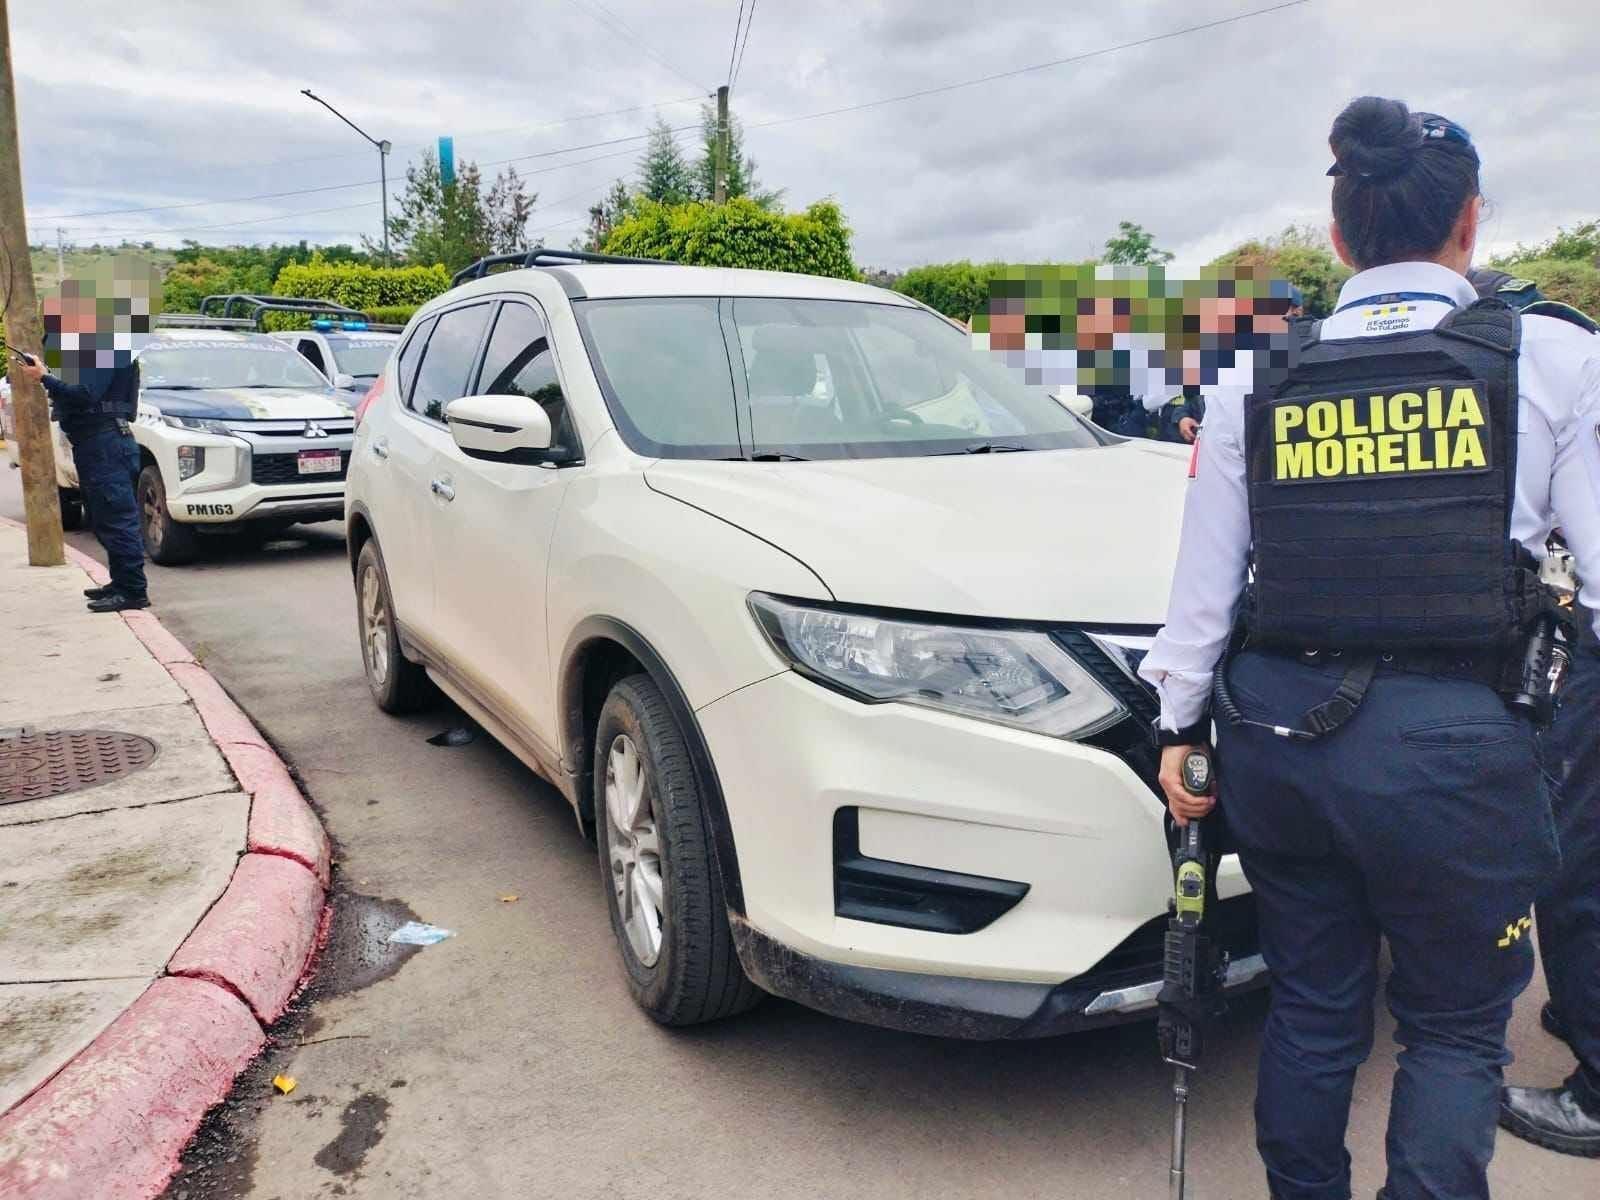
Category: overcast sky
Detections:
[{"x1": 12, "y1": 0, "x2": 1598, "y2": 269}]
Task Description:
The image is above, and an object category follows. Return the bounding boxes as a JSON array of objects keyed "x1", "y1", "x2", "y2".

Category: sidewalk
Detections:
[{"x1": 0, "y1": 519, "x2": 330, "y2": 1199}]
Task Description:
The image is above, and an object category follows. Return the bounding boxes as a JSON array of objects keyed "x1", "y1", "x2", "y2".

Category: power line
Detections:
[
  {"x1": 564, "y1": 0, "x2": 710, "y2": 94},
  {"x1": 732, "y1": 0, "x2": 757, "y2": 91},
  {"x1": 726, "y1": 0, "x2": 748, "y2": 88},
  {"x1": 748, "y1": 0, "x2": 1312, "y2": 132},
  {"x1": 31, "y1": 126, "x2": 696, "y2": 222}
]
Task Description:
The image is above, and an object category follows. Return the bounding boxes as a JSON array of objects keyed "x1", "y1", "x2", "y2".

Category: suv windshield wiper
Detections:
[
  {"x1": 933, "y1": 442, "x2": 1033, "y2": 455},
  {"x1": 720, "y1": 452, "x2": 812, "y2": 462}
]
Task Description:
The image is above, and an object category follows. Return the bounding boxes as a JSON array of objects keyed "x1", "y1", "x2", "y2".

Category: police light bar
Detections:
[
  {"x1": 311, "y1": 319, "x2": 335, "y2": 330},
  {"x1": 340, "y1": 321, "x2": 369, "y2": 331}
]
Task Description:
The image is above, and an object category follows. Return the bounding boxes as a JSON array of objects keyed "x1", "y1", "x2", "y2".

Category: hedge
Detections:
[
  {"x1": 893, "y1": 261, "x2": 1016, "y2": 324},
  {"x1": 602, "y1": 198, "x2": 857, "y2": 279},
  {"x1": 1496, "y1": 257, "x2": 1600, "y2": 318},
  {"x1": 255, "y1": 304, "x2": 421, "y2": 333},
  {"x1": 272, "y1": 260, "x2": 451, "y2": 311}
]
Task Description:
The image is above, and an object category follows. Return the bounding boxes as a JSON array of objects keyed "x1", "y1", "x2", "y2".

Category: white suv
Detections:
[{"x1": 346, "y1": 251, "x2": 1264, "y2": 1036}]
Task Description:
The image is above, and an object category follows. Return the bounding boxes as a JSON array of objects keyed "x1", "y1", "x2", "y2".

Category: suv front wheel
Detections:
[{"x1": 594, "y1": 674, "x2": 761, "y2": 1026}]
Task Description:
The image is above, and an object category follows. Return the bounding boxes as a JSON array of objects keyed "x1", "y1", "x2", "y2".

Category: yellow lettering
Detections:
[
  {"x1": 1306, "y1": 400, "x2": 1338, "y2": 439},
  {"x1": 1451, "y1": 428, "x2": 1488, "y2": 469},
  {"x1": 1390, "y1": 391, "x2": 1424, "y2": 432},
  {"x1": 1435, "y1": 429, "x2": 1450, "y2": 466},
  {"x1": 1446, "y1": 387, "x2": 1485, "y2": 428},
  {"x1": 1274, "y1": 404, "x2": 1304, "y2": 442},
  {"x1": 1406, "y1": 432, "x2": 1433, "y2": 471},
  {"x1": 1369, "y1": 394, "x2": 1386, "y2": 434},
  {"x1": 1427, "y1": 386, "x2": 1443, "y2": 429},
  {"x1": 1314, "y1": 439, "x2": 1343, "y2": 477},
  {"x1": 1377, "y1": 433, "x2": 1404, "y2": 472},
  {"x1": 1276, "y1": 441, "x2": 1314, "y2": 480},
  {"x1": 1340, "y1": 397, "x2": 1369, "y2": 436},
  {"x1": 1345, "y1": 435, "x2": 1376, "y2": 475}
]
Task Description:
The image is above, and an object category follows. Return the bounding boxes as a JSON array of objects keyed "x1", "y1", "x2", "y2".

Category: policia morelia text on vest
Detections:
[{"x1": 1230, "y1": 298, "x2": 1571, "y2": 736}]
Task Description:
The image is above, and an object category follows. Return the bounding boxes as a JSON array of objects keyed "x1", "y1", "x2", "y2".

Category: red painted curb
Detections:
[
  {"x1": 169, "y1": 853, "x2": 324, "y2": 1025},
  {"x1": 166, "y1": 660, "x2": 270, "y2": 748},
  {"x1": 120, "y1": 607, "x2": 196, "y2": 665},
  {"x1": 226, "y1": 742, "x2": 332, "y2": 887},
  {"x1": 0, "y1": 977, "x2": 264, "y2": 1200},
  {"x1": 61, "y1": 538, "x2": 111, "y2": 586}
]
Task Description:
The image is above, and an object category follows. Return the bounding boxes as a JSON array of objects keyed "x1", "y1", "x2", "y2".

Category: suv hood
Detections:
[
  {"x1": 644, "y1": 441, "x2": 1190, "y2": 625},
  {"x1": 141, "y1": 386, "x2": 354, "y2": 422}
]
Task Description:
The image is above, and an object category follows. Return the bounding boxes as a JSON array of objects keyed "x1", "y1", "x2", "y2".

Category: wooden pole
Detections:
[
  {"x1": 0, "y1": 0, "x2": 62, "y2": 565},
  {"x1": 714, "y1": 85, "x2": 729, "y2": 205}
]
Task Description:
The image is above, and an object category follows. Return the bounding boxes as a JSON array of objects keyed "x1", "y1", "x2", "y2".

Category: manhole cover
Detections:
[{"x1": 0, "y1": 729, "x2": 159, "y2": 805}]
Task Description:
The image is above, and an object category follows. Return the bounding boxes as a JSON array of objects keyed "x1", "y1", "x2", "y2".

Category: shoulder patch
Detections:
[
  {"x1": 1498, "y1": 277, "x2": 1537, "y2": 293},
  {"x1": 1524, "y1": 300, "x2": 1600, "y2": 335}
]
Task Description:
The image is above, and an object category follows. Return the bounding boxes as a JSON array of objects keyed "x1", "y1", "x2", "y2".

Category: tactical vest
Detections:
[
  {"x1": 1242, "y1": 299, "x2": 1540, "y2": 654},
  {"x1": 88, "y1": 361, "x2": 140, "y2": 420}
]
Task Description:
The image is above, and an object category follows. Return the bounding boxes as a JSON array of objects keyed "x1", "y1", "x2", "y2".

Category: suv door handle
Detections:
[
  {"x1": 429, "y1": 478, "x2": 455, "y2": 502},
  {"x1": 371, "y1": 436, "x2": 389, "y2": 460}
]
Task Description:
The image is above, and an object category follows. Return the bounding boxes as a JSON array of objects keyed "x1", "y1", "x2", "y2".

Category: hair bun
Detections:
[{"x1": 1329, "y1": 96, "x2": 1416, "y2": 181}]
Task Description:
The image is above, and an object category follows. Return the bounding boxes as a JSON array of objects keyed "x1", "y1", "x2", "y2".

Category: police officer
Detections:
[
  {"x1": 1138, "y1": 96, "x2": 1600, "y2": 1199},
  {"x1": 18, "y1": 311, "x2": 148, "y2": 612}
]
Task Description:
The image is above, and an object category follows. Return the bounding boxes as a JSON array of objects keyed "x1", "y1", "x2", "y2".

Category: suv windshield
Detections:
[
  {"x1": 140, "y1": 338, "x2": 329, "y2": 390},
  {"x1": 573, "y1": 296, "x2": 1104, "y2": 460},
  {"x1": 324, "y1": 337, "x2": 395, "y2": 379}
]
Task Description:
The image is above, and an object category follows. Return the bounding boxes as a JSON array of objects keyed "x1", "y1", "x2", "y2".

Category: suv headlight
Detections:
[{"x1": 748, "y1": 593, "x2": 1127, "y2": 739}]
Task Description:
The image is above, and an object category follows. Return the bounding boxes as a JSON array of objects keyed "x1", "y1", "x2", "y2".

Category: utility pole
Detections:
[
  {"x1": 714, "y1": 84, "x2": 729, "y2": 205},
  {"x1": 54, "y1": 225, "x2": 62, "y2": 282},
  {"x1": 301, "y1": 89, "x2": 392, "y2": 266},
  {"x1": 0, "y1": 0, "x2": 62, "y2": 565}
]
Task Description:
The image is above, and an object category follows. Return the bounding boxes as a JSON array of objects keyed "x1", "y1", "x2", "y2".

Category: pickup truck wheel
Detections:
[
  {"x1": 355, "y1": 538, "x2": 433, "y2": 713},
  {"x1": 58, "y1": 488, "x2": 83, "y2": 531},
  {"x1": 137, "y1": 465, "x2": 200, "y2": 565},
  {"x1": 594, "y1": 674, "x2": 761, "y2": 1026}
]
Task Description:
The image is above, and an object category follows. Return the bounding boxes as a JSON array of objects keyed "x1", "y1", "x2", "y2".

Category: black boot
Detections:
[
  {"x1": 1500, "y1": 1085, "x2": 1600, "y2": 1157},
  {"x1": 1541, "y1": 1001, "x2": 1571, "y2": 1046},
  {"x1": 86, "y1": 591, "x2": 149, "y2": 613},
  {"x1": 83, "y1": 583, "x2": 115, "y2": 599}
]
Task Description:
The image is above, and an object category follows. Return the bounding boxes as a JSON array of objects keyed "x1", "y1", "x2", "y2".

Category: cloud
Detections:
[{"x1": 13, "y1": 0, "x2": 1596, "y2": 265}]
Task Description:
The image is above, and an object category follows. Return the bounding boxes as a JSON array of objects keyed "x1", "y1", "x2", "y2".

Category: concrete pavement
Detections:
[
  {"x1": 0, "y1": 469, "x2": 1589, "y2": 1200},
  {"x1": 0, "y1": 517, "x2": 328, "y2": 1198}
]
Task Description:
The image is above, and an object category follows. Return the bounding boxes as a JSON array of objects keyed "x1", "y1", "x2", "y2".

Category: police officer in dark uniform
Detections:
[
  {"x1": 18, "y1": 350, "x2": 149, "y2": 612},
  {"x1": 1139, "y1": 96, "x2": 1600, "y2": 1199}
]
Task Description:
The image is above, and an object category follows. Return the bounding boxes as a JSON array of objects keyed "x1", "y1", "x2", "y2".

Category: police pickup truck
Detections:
[
  {"x1": 271, "y1": 320, "x2": 400, "y2": 397},
  {"x1": 11, "y1": 296, "x2": 398, "y2": 563}
]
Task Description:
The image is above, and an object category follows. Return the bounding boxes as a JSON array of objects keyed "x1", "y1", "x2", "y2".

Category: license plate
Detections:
[{"x1": 298, "y1": 450, "x2": 342, "y2": 475}]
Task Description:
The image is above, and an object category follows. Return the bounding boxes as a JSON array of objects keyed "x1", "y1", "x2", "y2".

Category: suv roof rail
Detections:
[{"x1": 450, "y1": 248, "x2": 670, "y2": 288}]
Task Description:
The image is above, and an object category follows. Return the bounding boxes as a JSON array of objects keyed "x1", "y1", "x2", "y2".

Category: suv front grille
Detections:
[{"x1": 252, "y1": 451, "x2": 349, "y2": 486}]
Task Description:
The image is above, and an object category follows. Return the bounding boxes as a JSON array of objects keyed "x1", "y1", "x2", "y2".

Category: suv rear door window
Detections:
[
  {"x1": 476, "y1": 301, "x2": 579, "y2": 460},
  {"x1": 410, "y1": 304, "x2": 491, "y2": 422}
]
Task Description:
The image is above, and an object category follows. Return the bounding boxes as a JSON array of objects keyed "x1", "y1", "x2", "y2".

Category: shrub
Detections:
[
  {"x1": 893, "y1": 261, "x2": 1013, "y2": 323},
  {"x1": 602, "y1": 198, "x2": 857, "y2": 280},
  {"x1": 162, "y1": 257, "x2": 273, "y2": 313},
  {"x1": 272, "y1": 258, "x2": 451, "y2": 311},
  {"x1": 1209, "y1": 226, "x2": 1351, "y2": 317}
]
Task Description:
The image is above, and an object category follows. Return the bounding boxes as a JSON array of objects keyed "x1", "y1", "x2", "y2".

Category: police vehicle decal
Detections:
[{"x1": 1267, "y1": 380, "x2": 1492, "y2": 483}]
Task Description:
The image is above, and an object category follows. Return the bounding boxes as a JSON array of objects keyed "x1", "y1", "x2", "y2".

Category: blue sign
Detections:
[{"x1": 439, "y1": 136, "x2": 455, "y2": 187}]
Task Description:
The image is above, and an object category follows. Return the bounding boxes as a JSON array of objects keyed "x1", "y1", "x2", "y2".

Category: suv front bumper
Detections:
[{"x1": 697, "y1": 668, "x2": 1265, "y2": 1038}]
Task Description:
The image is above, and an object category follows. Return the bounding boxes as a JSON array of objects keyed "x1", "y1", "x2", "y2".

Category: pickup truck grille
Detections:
[{"x1": 252, "y1": 451, "x2": 349, "y2": 486}]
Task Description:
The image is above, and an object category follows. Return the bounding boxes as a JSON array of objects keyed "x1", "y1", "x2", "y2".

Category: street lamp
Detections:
[{"x1": 300, "y1": 88, "x2": 391, "y2": 266}]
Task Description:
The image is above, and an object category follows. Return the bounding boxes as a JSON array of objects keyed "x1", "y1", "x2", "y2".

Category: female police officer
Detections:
[{"x1": 1138, "y1": 96, "x2": 1600, "y2": 1200}]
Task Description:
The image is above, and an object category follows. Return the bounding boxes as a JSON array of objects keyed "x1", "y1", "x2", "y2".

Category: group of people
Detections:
[{"x1": 1142, "y1": 95, "x2": 1599, "y2": 1199}]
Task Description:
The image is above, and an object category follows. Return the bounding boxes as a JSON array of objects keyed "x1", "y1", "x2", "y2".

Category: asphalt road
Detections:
[{"x1": 2, "y1": 465, "x2": 1589, "y2": 1200}]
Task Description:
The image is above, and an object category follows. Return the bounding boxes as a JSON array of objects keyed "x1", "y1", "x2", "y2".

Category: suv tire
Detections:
[
  {"x1": 355, "y1": 537, "x2": 433, "y2": 713},
  {"x1": 58, "y1": 488, "x2": 84, "y2": 531},
  {"x1": 137, "y1": 464, "x2": 201, "y2": 565},
  {"x1": 594, "y1": 674, "x2": 762, "y2": 1026}
]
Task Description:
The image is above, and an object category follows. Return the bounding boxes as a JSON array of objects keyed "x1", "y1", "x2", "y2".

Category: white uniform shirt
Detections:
[{"x1": 1139, "y1": 261, "x2": 1600, "y2": 731}]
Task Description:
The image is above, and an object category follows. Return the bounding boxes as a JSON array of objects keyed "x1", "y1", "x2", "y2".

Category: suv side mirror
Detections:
[
  {"x1": 332, "y1": 372, "x2": 357, "y2": 390},
  {"x1": 445, "y1": 394, "x2": 553, "y2": 464}
]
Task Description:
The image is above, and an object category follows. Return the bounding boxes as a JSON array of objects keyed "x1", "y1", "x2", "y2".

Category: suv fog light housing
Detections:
[
  {"x1": 176, "y1": 445, "x2": 205, "y2": 480},
  {"x1": 748, "y1": 593, "x2": 1127, "y2": 739}
]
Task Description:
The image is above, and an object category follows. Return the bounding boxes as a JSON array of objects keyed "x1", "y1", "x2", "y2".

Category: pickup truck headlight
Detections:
[
  {"x1": 748, "y1": 593, "x2": 1127, "y2": 739},
  {"x1": 161, "y1": 414, "x2": 235, "y2": 438}
]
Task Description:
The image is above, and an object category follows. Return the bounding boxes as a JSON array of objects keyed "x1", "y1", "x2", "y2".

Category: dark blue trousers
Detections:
[
  {"x1": 1216, "y1": 649, "x2": 1557, "y2": 1200},
  {"x1": 1536, "y1": 631, "x2": 1600, "y2": 1113},
  {"x1": 70, "y1": 427, "x2": 147, "y2": 599}
]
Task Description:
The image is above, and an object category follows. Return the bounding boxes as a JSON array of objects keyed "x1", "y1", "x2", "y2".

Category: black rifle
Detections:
[{"x1": 1156, "y1": 748, "x2": 1227, "y2": 1200}]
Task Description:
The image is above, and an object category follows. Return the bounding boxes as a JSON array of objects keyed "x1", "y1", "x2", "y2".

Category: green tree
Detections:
[
  {"x1": 575, "y1": 179, "x2": 635, "y2": 253},
  {"x1": 636, "y1": 117, "x2": 694, "y2": 205},
  {"x1": 691, "y1": 103, "x2": 782, "y2": 208},
  {"x1": 603, "y1": 197, "x2": 856, "y2": 279},
  {"x1": 378, "y1": 151, "x2": 537, "y2": 274},
  {"x1": 1490, "y1": 218, "x2": 1600, "y2": 269},
  {"x1": 1103, "y1": 221, "x2": 1174, "y2": 265},
  {"x1": 1209, "y1": 225, "x2": 1351, "y2": 317}
]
